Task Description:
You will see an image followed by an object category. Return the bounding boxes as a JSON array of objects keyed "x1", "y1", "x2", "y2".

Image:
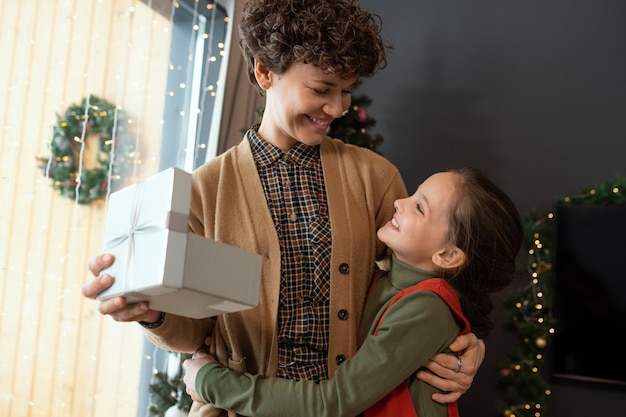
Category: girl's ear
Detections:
[
  {"x1": 432, "y1": 246, "x2": 466, "y2": 271},
  {"x1": 254, "y1": 60, "x2": 272, "y2": 91}
]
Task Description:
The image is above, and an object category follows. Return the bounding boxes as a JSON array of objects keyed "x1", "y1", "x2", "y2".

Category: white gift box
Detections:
[{"x1": 96, "y1": 167, "x2": 263, "y2": 319}]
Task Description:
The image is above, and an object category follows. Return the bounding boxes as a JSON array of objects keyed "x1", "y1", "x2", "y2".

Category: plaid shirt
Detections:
[{"x1": 249, "y1": 127, "x2": 332, "y2": 381}]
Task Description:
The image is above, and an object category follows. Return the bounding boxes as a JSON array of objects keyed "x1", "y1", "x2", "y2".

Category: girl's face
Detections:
[
  {"x1": 255, "y1": 61, "x2": 354, "y2": 152},
  {"x1": 377, "y1": 172, "x2": 459, "y2": 270}
]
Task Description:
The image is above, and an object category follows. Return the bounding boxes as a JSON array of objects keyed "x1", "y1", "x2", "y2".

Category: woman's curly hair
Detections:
[{"x1": 239, "y1": 0, "x2": 389, "y2": 91}]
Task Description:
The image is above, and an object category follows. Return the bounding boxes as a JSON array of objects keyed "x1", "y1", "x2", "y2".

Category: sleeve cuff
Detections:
[{"x1": 139, "y1": 311, "x2": 166, "y2": 329}]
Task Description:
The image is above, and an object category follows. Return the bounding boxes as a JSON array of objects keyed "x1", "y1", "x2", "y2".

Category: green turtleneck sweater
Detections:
[{"x1": 195, "y1": 255, "x2": 462, "y2": 417}]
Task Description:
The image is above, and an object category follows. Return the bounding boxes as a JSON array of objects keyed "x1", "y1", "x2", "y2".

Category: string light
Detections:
[
  {"x1": 498, "y1": 176, "x2": 625, "y2": 416},
  {"x1": 4, "y1": 1, "x2": 58, "y2": 416},
  {"x1": 5, "y1": 0, "x2": 230, "y2": 415},
  {"x1": 1, "y1": 1, "x2": 187, "y2": 416}
]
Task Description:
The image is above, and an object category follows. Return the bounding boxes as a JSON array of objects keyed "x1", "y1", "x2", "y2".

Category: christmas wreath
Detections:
[
  {"x1": 497, "y1": 176, "x2": 625, "y2": 417},
  {"x1": 39, "y1": 96, "x2": 135, "y2": 204}
]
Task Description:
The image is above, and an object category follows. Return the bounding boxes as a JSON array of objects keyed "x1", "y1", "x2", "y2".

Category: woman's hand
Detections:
[
  {"x1": 82, "y1": 253, "x2": 161, "y2": 323},
  {"x1": 417, "y1": 333, "x2": 485, "y2": 403}
]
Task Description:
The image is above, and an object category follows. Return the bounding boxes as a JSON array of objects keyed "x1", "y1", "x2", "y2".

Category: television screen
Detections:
[{"x1": 552, "y1": 205, "x2": 626, "y2": 386}]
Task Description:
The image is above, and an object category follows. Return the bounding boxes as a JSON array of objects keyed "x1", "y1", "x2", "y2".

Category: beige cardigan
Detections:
[{"x1": 145, "y1": 135, "x2": 407, "y2": 416}]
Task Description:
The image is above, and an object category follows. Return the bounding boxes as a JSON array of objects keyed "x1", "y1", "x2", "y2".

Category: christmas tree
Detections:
[
  {"x1": 497, "y1": 177, "x2": 625, "y2": 417},
  {"x1": 149, "y1": 352, "x2": 193, "y2": 417}
]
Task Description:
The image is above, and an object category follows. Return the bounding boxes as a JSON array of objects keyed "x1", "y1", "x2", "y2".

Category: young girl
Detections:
[{"x1": 183, "y1": 167, "x2": 523, "y2": 417}]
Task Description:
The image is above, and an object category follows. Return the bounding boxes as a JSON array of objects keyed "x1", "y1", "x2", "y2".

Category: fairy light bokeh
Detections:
[{"x1": 0, "y1": 1, "x2": 228, "y2": 416}]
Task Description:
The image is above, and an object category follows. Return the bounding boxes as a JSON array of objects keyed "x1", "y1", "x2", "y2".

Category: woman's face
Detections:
[
  {"x1": 255, "y1": 61, "x2": 354, "y2": 152},
  {"x1": 378, "y1": 172, "x2": 459, "y2": 270}
]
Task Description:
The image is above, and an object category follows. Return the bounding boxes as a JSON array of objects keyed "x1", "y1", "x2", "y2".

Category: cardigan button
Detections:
[
  {"x1": 338, "y1": 309, "x2": 349, "y2": 320},
  {"x1": 338, "y1": 263, "x2": 350, "y2": 274},
  {"x1": 336, "y1": 354, "x2": 347, "y2": 365}
]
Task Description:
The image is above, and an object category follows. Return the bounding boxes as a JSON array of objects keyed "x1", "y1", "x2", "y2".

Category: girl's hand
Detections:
[{"x1": 182, "y1": 350, "x2": 217, "y2": 403}]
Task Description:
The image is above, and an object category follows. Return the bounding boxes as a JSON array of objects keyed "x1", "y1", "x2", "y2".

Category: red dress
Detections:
[{"x1": 365, "y1": 278, "x2": 471, "y2": 417}]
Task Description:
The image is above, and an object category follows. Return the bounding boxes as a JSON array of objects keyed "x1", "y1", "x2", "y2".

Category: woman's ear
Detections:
[
  {"x1": 254, "y1": 60, "x2": 272, "y2": 91},
  {"x1": 432, "y1": 246, "x2": 466, "y2": 271}
]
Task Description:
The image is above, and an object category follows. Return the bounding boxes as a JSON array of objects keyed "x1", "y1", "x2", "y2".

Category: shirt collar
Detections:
[
  {"x1": 388, "y1": 253, "x2": 439, "y2": 290},
  {"x1": 248, "y1": 125, "x2": 321, "y2": 168}
]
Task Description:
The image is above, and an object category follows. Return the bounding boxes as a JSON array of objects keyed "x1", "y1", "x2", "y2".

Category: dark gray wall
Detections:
[{"x1": 358, "y1": 0, "x2": 626, "y2": 415}]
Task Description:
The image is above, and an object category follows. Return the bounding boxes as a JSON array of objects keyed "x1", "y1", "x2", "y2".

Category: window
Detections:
[
  {"x1": 1, "y1": 2, "x2": 234, "y2": 416},
  {"x1": 157, "y1": 0, "x2": 230, "y2": 171}
]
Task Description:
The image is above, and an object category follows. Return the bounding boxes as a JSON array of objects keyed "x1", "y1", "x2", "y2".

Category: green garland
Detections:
[
  {"x1": 39, "y1": 96, "x2": 135, "y2": 204},
  {"x1": 497, "y1": 176, "x2": 626, "y2": 417}
]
